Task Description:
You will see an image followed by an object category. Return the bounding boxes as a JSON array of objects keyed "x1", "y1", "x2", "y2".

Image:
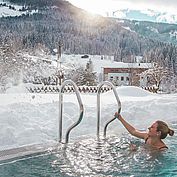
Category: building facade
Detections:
[{"x1": 103, "y1": 63, "x2": 151, "y2": 87}]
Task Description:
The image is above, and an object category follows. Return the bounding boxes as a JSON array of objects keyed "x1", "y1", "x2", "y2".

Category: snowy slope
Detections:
[
  {"x1": 0, "y1": 0, "x2": 37, "y2": 17},
  {"x1": 51, "y1": 54, "x2": 150, "y2": 74}
]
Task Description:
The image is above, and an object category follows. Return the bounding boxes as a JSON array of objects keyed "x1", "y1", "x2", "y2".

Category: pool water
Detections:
[{"x1": 0, "y1": 125, "x2": 177, "y2": 177}]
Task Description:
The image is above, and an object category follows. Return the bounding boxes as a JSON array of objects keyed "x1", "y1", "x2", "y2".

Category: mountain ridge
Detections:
[
  {"x1": 0, "y1": 0, "x2": 176, "y2": 46},
  {"x1": 112, "y1": 9, "x2": 177, "y2": 25},
  {"x1": 0, "y1": 0, "x2": 176, "y2": 93},
  {"x1": 0, "y1": 0, "x2": 176, "y2": 67}
]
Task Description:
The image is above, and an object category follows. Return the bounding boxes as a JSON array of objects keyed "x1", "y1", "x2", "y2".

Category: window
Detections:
[
  {"x1": 110, "y1": 76, "x2": 113, "y2": 81},
  {"x1": 126, "y1": 77, "x2": 129, "y2": 81},
  {"x1": 121, "y1": 77, "x2": 124, "y2": 81},
  {"x1": 116, "y1": 76, "x2": 119, "y2": 80}
]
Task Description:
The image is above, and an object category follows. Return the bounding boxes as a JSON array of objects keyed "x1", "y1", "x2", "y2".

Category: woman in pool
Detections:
[{"x1": 114, "y1": 112, "x2": 174, "y2": 150}]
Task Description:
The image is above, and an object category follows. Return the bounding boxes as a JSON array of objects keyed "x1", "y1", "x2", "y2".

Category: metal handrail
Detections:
[
  {"x1": 97, "y1": 81, "x2": 121, "y2": 138},
  {"x1": 59, "y1": 80, "x2": 84, "y2": 143}
]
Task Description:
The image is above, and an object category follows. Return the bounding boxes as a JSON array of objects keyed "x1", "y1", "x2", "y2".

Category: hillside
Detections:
[
  {"x1": 0, "y1": 0, "x2": 176, "y2": 93},
  {"x1": 1, "y1": 0, "x2": 177, "y2": 45},
  {"x1": 0, "y1": 0, "x2": 176, "y2": 54},
  {"x1": 113, "y1": 18, "x2": 177, "y2": 46}
]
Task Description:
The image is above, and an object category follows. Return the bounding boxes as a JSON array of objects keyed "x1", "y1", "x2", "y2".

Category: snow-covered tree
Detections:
[
  {"x1": 142, "y1": 63, "x2": 164, "y2": 89},
  {"x1": 69, "y1": 60, "x2": 97, "y2": 86},
  {"x1": 0, "y1": 35, "x2": 57, "y2": 92},
  {"x1": 161, "y1": 68, "x2": 177, "y2": 93},
  {"x1": 86, "y1": 59, "x2": 93, "y2": 72},
  {"x1": 143, "y1": 62, "x2": 176, "y2": 92},
  {"x1": 83, "y1": 59, "x2": 97, "y2": 86},
  {"x1": 0, "y1": 35, "x2": 24, "y2": 92}
]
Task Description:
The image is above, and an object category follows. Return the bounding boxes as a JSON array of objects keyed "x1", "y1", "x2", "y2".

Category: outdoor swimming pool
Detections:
[
  {"x1": 0, "y1": 88, "x2": 177, "y2": 177},
  {"x1": 0, "y1": 123, "x2": 176, "y2": 177}
]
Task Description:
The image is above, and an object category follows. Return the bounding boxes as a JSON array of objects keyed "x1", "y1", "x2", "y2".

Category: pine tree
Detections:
[{"x1": 69, "y1": 59, "x2": 97, "y2": 86}]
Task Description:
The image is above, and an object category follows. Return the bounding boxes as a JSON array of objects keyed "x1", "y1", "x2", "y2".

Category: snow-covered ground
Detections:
[
  {"x1": 51, "y1": 54, "x2": 116, "y2": 74},
  {"x1": 50, "y1": 54, "x2": 150, "y2": 74},
  {"x1": 0, "y1": 0, "x2": 38, "y2": 18},
  {"x1": 0, "y1": 85, "x2": 177, "y2": 151}
]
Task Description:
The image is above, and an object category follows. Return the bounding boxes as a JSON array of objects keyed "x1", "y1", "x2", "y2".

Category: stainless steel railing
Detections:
[
  {"x1": 59, "y1": 80, "x2": 84, "y2": 143},
  {"x1": 97, "y1": 81, "x2": 121, "y2": 138}
]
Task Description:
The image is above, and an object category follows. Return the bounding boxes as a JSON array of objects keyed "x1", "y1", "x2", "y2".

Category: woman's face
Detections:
[{"x1": 148, "y1": 122, "x2": 159, "y2": 137}]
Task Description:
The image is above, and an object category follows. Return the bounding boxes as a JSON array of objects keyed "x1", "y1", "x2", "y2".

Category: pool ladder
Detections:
[
  {"x1": 97, "y1": 81, "x2": 121, "y2": 138},
  {"x1": 59, "y1": 80, "x2": 121, "y2": 143},
  {"x1": 59, "y1": 80, "x2": 84, "y2": 143}
]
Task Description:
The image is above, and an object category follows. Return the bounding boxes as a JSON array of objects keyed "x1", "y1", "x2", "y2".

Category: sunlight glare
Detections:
[
  {"x1": 68, "y1": 0, "x2": 113, "y2": 16},
  {"x1": 68, "y1": 0, "x2": 177, "y2": 20}
]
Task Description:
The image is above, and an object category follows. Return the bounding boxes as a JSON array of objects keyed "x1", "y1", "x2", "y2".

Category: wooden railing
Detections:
[
  {"x1": 26, "y1": 86, "x2": 112, "y2": 93},
  {"x1": 142, "y1": 86, "x2": 158, "y2": 93}
]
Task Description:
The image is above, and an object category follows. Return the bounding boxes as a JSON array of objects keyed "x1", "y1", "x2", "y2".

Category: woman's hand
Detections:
[
  {"x1": 114, "y1": 112, "x2": 147, "y2": 140},
  {"x1": 114, "y1": 112, "x2": 122, "y2": 120}
]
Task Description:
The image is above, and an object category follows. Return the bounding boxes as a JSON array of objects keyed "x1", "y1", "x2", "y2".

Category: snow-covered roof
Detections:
[{"x1": 103, "y1": 62, "x2": 152, "y2": 69}]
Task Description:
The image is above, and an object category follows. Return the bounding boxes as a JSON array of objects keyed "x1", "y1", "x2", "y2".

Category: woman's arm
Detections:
[{"x1": 115, "y1": 112, "x2": 147, "y2": 139}]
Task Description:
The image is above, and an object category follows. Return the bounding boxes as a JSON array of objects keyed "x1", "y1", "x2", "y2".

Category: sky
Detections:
[{"x1": 67, "y1": 0, "x2": 177, "y2": 24}]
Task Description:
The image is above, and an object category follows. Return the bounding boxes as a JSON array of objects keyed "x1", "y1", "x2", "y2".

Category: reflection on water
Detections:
[
  {"x1": 0, "y1": 129, "x2": 176, "y2": 177},
  {"x1": 51, "y1": 135, "x2": 172, "y2": 177}
]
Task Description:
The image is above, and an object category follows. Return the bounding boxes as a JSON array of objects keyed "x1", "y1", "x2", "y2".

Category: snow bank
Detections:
[
  {"x1": 117, "y1": 86, "x2": 153, "y2": 97},
  {"x1": 5, "y1": 83, "x2": 30, "y2": 94},
  {"x1": 0, "y1": 86, "x2": 177, "y2": 151}
]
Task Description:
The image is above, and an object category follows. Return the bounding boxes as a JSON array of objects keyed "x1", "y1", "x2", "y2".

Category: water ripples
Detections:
[
  {"x1": 49, "y1": 134, "x2": 176, "y2": 176},
  {"x1": 0, "y1": 129, "x2": 176, "y2": 177}
]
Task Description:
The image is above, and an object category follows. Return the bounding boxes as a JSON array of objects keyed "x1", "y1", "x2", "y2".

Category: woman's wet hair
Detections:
[{"x1": 156, "y1": 121, "x2": 174, "y2": 139}]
